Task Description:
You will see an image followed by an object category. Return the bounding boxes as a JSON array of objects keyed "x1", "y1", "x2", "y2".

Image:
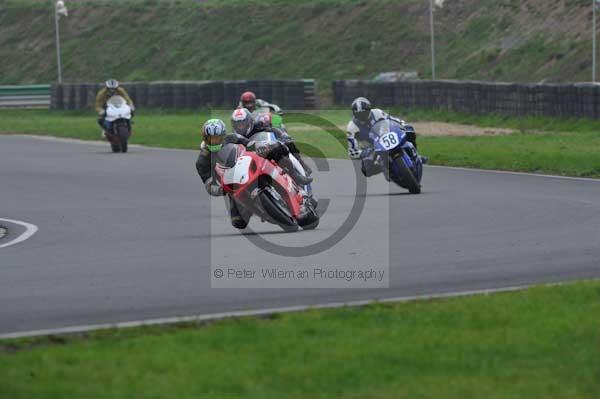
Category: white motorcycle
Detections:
[{"x1": 103, "y1": 95, "x2": 133, "y2": 153}]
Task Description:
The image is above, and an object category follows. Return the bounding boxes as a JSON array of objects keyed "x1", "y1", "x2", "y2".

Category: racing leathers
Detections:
[
  {"x1": 346, "y1": 109, "x2": 418, "y2": 176},
  {"x1": 243, "y1": 123, "x2": 312, "y2": 186},
  {"x1": 195, "y1": 133, "x2": 253, "y2": 229}
]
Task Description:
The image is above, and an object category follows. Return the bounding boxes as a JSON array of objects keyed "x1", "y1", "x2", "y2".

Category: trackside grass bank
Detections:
[
  {"x1": 2, "y1": 0, "x2": 598, "y2": 85},
  {"x1": 1, "y1": 281, "x2": 599, "y2": 398},
  {"x1": 1, "y1": 109, "x2": 600, "y2": 177}
]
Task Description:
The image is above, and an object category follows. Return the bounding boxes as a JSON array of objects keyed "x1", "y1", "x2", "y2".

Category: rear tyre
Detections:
[
  {"x1": 111, "y1": 143, "x2": 121, "y2": 153},
  {"x1": 299, "y1": 206, "x2": 320, "y2": 230}
]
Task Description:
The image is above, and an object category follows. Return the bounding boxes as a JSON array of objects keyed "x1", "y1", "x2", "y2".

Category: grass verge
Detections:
[
  {"x1": 1, "y1": 109, "x2": 600, "y2": 177},
  {"x1": 1, "y1": 281, "x2": 600, "y2": 398}
]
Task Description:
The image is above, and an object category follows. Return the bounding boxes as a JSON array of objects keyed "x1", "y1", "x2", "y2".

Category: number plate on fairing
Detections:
[{"x1": 379, "y1": 132, "x2": 400, "y2": 150}]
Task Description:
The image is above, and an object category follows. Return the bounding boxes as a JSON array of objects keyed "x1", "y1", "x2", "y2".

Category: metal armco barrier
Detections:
[
  {"x1": 51, "y1": 80, "x2": 317, "y2": 110},
  {"x1": 333, "y1": 80, "x2": 600, "y2": 119},
  {"x1": 0, "y1": 85, "x2": 51, "y2": 108}
]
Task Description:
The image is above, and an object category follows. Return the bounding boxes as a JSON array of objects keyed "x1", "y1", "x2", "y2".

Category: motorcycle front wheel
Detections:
[
  {"x1": 258, "y1": 187, "x2": 299, "y2": 232},
  {"x1": 391, "y1": 153, "x2": 421, "y2": 194},
  {"x1": 116, "y1": 124, "x2": 129, "y2": 153}
]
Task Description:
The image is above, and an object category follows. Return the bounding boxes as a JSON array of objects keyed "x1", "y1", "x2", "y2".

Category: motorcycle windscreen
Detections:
[
  {"x1": 371, "y1": 120, "x2": 405, "y2": 151},
  {"x1": 216, "y1": 143, "x2": 240, "y2": 168},
  {"x1": 248, "y1": 131, "x2": 277, "y2": 146},
  {"x1": 106, "y1": 95, "x2": 126, "y2": 108},
  {"x1": 222, "y1": 156, "x2": 253, "y2": 185}
]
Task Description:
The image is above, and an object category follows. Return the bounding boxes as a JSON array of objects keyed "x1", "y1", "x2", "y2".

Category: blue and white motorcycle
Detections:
[{"x1": 369, "y1": 119, "x2": 423, "y2": 194}]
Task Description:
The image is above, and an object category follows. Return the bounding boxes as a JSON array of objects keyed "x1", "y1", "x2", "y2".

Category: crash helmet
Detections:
[
  {"x1": 240, "y1": 91, "x2": 257, "y2": 112},
  {"x1": 254, "y1": 112, "x2": 273, "y2": 131},
  {"x1": 351, "y1": 97, "x2": 372, "y2": 123},
  {"x1": 202, "y1": 119, "x2": 227, "y2": 152},
  {"x1": 231, "y1": 108, "x2": 254, "y2": 137},
  {"x1": 105, "y1": 79, "x2": 120, "y2": 96}
]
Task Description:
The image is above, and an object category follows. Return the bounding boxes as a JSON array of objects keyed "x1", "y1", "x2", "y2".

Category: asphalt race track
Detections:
[{"x1": 1, "y1": 135, "x2": 599, "y2": 335}]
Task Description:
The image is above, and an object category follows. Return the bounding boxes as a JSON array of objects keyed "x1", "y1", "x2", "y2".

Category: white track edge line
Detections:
[
  {"x1": 0, "y1": 218, "x2": 38, "y2": 249},
  {"x1": 0, "y1": 284, "x2": 544, "y2": 340}
]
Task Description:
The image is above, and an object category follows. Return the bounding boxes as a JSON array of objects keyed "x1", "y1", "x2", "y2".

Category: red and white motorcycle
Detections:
[{"x1": 214, "y1": 132, "x2": 319, "y2": 232}]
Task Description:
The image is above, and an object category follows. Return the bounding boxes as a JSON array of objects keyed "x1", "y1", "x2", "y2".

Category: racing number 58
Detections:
[{"x1": 382, "y1": 133, "x2": 397, "y2": 148}]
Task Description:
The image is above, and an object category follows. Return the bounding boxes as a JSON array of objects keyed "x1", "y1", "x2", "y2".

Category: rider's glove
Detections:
[
  {"x1": 205, "y1": 178, "x2": 223, "y2": 197},
  {"x1": 360, "y1": 148, "x2": 373, "y2": 159},
  {"x1": 348, "y1": 147, "x2": 361, "y2": 159}
]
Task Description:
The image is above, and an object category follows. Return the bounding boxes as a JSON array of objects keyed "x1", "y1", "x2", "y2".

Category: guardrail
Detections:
[{"x1": 0, "y1": 85, "x2": 51, "y2": 108}]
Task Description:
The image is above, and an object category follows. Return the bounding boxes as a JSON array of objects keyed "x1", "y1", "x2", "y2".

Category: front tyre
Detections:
[
  {"x1": 117, "y1": 124, "x2": 129, "y2": 153},
  {"x1": 392, "y1": 153, "x2": 421, "y2": 194},
  {"x1": 258, "y1": 188, "x2": 299, "y2": 232},
  {"x1": 111, "y1": 143, "x2": 121, "y2": 153}
]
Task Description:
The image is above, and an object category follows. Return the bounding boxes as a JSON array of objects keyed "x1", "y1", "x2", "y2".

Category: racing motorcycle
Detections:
[
  {"x1": 214, "y1": 132, "x2": 319, "y2": 232},
  {"x1": 369, "y1": 119, "x2": 423, "y2": 194},
  {"x1": 103, "y1": 95, "x2": 132, "y2": 153}
]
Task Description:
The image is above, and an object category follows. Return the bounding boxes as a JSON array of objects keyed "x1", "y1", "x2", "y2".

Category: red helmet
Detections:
[{"x1": 240, "y1": 91, "x2": 257, "y2": 111}]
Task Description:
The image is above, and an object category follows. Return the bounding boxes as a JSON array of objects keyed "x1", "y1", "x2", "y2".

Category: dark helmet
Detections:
[
  {"x1": 253, "y1": 112, "x2": 273, "y2": 131},
  {"x1": 240, "y1": 91, "x2": 257, "y2": 112},
  {"x1": 351, "y1": 97, "x2": 372, "y2": 123}
]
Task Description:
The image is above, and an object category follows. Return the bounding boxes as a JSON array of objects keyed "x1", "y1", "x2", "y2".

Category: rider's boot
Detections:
[
  {"x1": 294, "y1": 153, "x2": 313, "y2": 176},
  {"x1": 278, "y1": 156, "x2": 313, "y2": 186},
  {"x1": 228, "y1": 196, "x2": 249, "y2": 229}
]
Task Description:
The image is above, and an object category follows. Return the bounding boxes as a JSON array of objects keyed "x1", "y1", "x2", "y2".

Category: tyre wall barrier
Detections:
[
  {"x1": 332, "y1": 79, "x2": 600, "y2": 119},
  {"x1": 51, "y1": 80, "x2": 317, "y2": 111}
]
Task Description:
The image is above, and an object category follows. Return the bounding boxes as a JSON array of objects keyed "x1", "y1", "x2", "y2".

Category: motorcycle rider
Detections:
[
  {"x1": 95, "y1": 79, "x2": 135, "y2": 136},
  {"x1": 346, "y1": 97, "x2": 425, "y2": 177},
  {"x1": 231, "y1": 108, "x2": 313, "y2": 186},
  {"x1": 195, "y1": 119, "x2": 253, "y2": 229},
  {"x1": 238, "y1": 91, "x2": 285, "y2": 129}
]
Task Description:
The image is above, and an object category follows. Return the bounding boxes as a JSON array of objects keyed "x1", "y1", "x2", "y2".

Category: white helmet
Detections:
[
  {"x1": 231, "y1": 108, "x2": 254, "y2": 137},
  {"x1": 105, "y1": 79, "x2": 119, "y2": 90}
]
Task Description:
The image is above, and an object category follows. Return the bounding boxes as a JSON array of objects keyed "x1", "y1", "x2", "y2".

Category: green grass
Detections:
[
  {"x1": 2, "y1": 108, "x2": 600, "y2": 177},
  {"x1": 1, "y1": 281, "x2": 600, "y2": 398}
]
